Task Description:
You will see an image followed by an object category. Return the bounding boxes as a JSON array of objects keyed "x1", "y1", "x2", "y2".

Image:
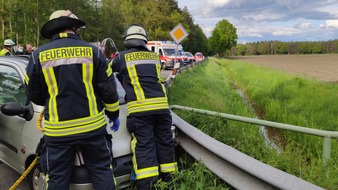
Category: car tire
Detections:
[
  {"x1": 27, "y1": 164, "x2": 47, "y2": 190},
  {"x1": 161, "y1": 62, "x2": 167, "y2": 70}
]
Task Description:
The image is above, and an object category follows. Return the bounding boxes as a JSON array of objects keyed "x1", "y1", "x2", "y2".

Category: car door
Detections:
[{"x1": 0, "y1": 63, "x2": 28, "y2": 170}]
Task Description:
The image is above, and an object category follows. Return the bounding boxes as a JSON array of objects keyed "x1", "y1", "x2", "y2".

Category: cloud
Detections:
[
  {"x1": 294, "y1": 22, "x2": 314, "y2": 29},
  {"x1": 203, "y1": 0, "x2": 338, "y2": 22},
  {"x1": 178, "y1": 0, "x2": 338, "y2": 42},
  {"x1": 321, "y1": 20, "x2": 338, "y2": 29},
  {"x1": 272, "y1": 28, "x2": 301, "y2": 36}
]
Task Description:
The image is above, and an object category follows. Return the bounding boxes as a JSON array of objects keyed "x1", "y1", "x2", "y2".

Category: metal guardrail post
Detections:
[
  {"x1": 323, "y1": 137, "x2": 331, "y2": 165},
  {"x1": 170, "y1": 105, "x2": 338, "y2": 166}
]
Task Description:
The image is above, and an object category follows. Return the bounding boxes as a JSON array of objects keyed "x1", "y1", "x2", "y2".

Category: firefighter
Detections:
[
  {"x1": 0, "y1": 39, "x2": 15, "y2": 56},
  {"x1": 110, "y1": 24, "x2": 177, "y2": 190},
  {"x1": 25, "y1": 10, "x2": 120, "y2": 190}
]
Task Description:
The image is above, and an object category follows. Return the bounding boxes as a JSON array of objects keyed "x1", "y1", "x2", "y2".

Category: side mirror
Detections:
[{"x1": 1, "y1": 102, "x2": 34, "y2": 121}]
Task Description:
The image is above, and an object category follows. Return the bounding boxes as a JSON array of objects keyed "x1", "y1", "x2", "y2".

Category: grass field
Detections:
[
  {"x1": 228, "y1": 54, "x2": 338, "y2": 82},
  {"x1": 168, "y1": 56, "x2": 338, "y2": 189}
]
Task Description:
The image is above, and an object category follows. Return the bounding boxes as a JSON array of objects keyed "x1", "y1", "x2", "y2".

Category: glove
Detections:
[{"x1": 109, "y1": 118, "x2": 120, "y2": 132}]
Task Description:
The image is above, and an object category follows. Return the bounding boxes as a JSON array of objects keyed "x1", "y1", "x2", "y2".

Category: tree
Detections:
[
  {"x1": 209, "y1": 19, "x2": 237, "y2": 56},
  {"x1": 236, "y1": 44, "x2": 246, "y2": 55},
  {"x1": 179, "y1": 7, "x2": 206, "y2": 54},
  {"x1": 194, "y1": 25, "x2": 208, "y2": 54},
  {"x1": 276, "y1": 42, "x2": 288, "y2": 54}
]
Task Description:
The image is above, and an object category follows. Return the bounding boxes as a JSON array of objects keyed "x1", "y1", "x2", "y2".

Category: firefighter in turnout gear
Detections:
[
  {"x1": 0, "y1": 39, "x2": 15, "y2": 56},
  {"x1": 25, "y1": 10, "x2": 120, "y2": 190},
  {"x1": 110, "y1": 24, "x2": 177, "y2": 190}
]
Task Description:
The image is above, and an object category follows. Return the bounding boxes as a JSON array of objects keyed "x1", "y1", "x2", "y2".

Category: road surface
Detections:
[{"x1": 0, "y1": 163, "x2": 29, "y2": 190}]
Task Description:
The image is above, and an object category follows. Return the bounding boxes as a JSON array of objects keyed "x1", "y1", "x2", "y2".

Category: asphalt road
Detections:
[
  {"x1": 0, "y1": 162, "x2": 29, "y2": 190},
  {"x1": 0, "y1": 68, "x2": 175, "y2": 190}
]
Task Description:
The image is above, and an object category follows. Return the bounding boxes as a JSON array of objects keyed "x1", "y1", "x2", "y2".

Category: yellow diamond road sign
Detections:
[{"x1": 170, "y1": 23, "x2": 188, "y2": 44}]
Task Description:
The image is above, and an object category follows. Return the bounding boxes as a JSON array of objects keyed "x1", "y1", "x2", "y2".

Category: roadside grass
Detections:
[
  {"x1": 154, "y1": 149, "x2": 229, "y2": 190},
  {"x1": 128, "y1": 151, "x2": 229, "y2": 190},
  {"x1": 168, "y1": 57, "x2": 338, "y2": 189}
]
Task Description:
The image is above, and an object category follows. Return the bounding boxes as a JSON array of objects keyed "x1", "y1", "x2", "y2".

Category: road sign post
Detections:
[{"x1": 169, "y1": 23, "x2": 188, "y2": 79}]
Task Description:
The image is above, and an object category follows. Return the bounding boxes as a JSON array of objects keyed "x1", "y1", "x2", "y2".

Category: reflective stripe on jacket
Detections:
[
  {"x1": 0, "y1": 48, "x2": 10, "y2": 56},
  {"x1": 111, "y1": 48, "x2": 169, "y2": 115},
  {"x1": 26, "y1": 33, "x2": 119, "y2": 137}
]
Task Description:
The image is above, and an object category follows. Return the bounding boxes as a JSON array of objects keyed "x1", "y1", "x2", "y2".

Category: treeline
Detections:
[
  {"x1": 3, "y1": 0, "x2": 338, "y2": 57},
  {"x1": 233, "y1": 40, "x2": 338, "y2": 55},
  {"x1": 0, "y1": 0, "x2": 208, "y2": 54}
]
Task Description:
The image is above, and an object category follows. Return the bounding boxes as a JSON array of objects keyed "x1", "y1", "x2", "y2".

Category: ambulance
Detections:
[{"x1": 146, "y1": 41, "x2": 188, "y2": 70}]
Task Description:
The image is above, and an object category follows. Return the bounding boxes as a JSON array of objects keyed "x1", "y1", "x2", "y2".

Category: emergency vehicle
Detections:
[{"x1": 146, "y1": 41, "x2": 188, "y2": 70}]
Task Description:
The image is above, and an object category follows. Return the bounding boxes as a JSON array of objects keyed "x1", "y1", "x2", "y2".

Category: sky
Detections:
[{"x1": 176, "y1": 0, "x2": 338, "y2": 44}]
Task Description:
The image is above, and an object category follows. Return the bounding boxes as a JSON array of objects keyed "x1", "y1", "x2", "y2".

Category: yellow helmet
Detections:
[
  {"x1": 40, "y1": 10, "x2": 85, "y2": 39},
  {"x1": 123, "y1": 24, "x2": 148, "y2": 42}
]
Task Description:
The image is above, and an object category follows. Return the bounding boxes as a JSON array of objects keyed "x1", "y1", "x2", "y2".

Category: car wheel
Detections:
[
  {"x1": 161, "y1": 62, "x2": 167, "y2": 70},
  {"x1": 28, "y1": 164, "x2": 47, "y2": 190}
]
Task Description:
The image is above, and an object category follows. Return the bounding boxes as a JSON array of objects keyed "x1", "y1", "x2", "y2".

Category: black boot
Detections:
[
  {"x1": 160, "y1": 172, "x2": 172, "y2": 182},
  {"x1": 136, "y1": 177, "x2": 158, "y2": 190}
]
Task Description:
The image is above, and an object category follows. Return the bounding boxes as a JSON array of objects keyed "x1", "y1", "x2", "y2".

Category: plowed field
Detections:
[{"x1": 229, "y1": 54, "x2": 338, "y2": 82}]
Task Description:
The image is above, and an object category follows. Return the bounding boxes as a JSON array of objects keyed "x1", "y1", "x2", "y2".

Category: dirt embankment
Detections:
[{"x1": 228, "y1": 54, "x2": 338, "y2": 83}]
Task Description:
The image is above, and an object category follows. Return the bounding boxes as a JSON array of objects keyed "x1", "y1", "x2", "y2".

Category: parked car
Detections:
[
  {"x1": 178, "y1": 49, "x2": 189, "y2": 65},
  {"x1": 184, "y1": 52, "x2": 196, "y2": 64},
  {"x1": 195, "y1": 52, "x2": 204, "y2": 62},
  {"x1": 0, "y1": 55, "x2": 132, "y2": 190}
]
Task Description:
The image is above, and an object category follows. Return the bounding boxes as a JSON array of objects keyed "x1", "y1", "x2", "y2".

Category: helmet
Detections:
[
  {"x1": 4, "y1": 39, "x2": 15, "y2": 46},
  {"x1": 40, "y1": 10, "x2": 85, "y2": 39},
  {"x1": 123, "y1": 24, "x2": 148, "y2": 42}
]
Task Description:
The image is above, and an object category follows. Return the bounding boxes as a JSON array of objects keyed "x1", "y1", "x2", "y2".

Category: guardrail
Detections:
[
  {"x1": 170, "y1": 105, "x2": 338, "y2": 165},
  {"x1": 170, "y1": 110, "x2": 325, "y2": 190},
  {"x1": 164, "y1": 61, "x2": 329, "y2": 189}
]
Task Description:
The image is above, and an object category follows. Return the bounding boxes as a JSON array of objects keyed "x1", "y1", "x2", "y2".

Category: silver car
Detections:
[{"x1": 0, "y1": 55, "x2": 132, "y2": 190}]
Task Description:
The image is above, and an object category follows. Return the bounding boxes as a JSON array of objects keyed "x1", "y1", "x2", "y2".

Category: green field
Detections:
[{"x1": 168, "y1": 57, "x2": 338, "y2": 189}]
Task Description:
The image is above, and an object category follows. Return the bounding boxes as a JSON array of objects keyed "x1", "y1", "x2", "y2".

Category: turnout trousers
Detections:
[
  {"x1": 40, "y1": 132, "x2": 116, "y2": 190},
  {"x1": 127, "y1": 112, "x2": 177, "y2": 190}
]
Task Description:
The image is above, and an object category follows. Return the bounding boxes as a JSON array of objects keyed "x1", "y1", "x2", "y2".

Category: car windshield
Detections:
[
  {"x1": 178, "y1": 50, "x2": 185, "y2": 56},
  {"x1": 163, "y1": 49, "x2": 176, "y2": 56},
  {"x1": 196, "y1": 53, "x2": 202, "y2": 56},
  {"x1": 185, "y1": 53, "x2": 193, "y2": 57}
]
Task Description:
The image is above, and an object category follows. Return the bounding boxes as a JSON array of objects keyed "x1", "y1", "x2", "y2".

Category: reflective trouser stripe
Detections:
[
  {"x1": 46, "y1": 175, "x2": 49, "y2": 189},
  {"x1": 160, "y1": 162, "x2": 178, "y2": 173},
  {"x1": 131, "y1": 133, "x2": 159, "y2": 180},
  {"x1": 135, "y1": 166, "x2": 159, "y2": 180}
]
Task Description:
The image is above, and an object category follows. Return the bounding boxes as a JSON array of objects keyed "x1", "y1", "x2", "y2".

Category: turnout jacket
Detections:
[
  {"x1": 111, "y1": 46, "x2": 169, "y2": 115},
  {"x1": 25, "y1": 33, "x2": 119, "y2": 137},
  {"x1": 0, "y1": 48, "x2": 11, "y2": 56}
]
